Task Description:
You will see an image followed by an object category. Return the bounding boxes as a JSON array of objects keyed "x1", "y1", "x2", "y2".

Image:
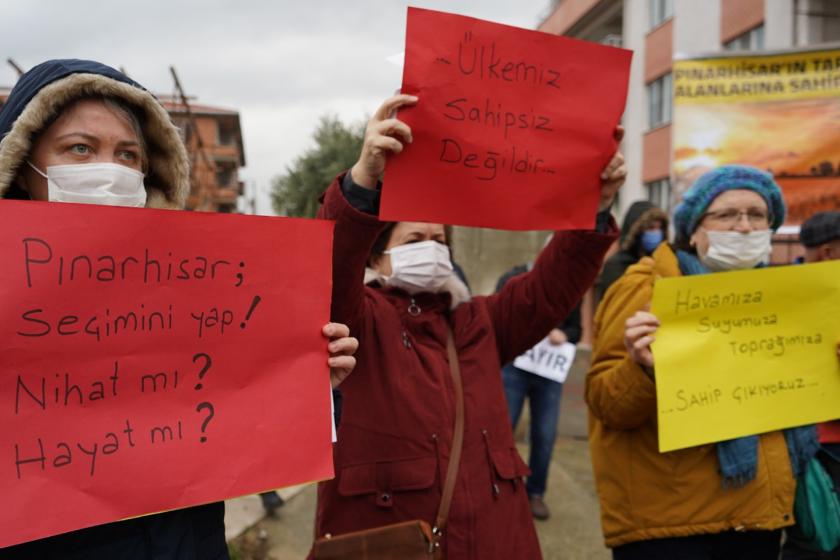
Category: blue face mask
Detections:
[{"x1": 640, "y1": 229, "x2": 664, "y2": 254}]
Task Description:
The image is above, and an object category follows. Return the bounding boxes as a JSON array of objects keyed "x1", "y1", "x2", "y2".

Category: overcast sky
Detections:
[{"x1": 0, "y1": 1, "x2": 553, "y2": 214}]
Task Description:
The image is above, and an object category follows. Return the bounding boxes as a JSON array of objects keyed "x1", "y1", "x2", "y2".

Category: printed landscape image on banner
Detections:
[
  {"x1": 673, "y1": 47, "x2": 840, "y2": 226},
  {"x1": 0, "y1": 201, "x2": 335, "y2": 548}
]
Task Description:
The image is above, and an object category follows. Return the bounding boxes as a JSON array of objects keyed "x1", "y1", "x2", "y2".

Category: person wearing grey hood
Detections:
[
  {"x1": 595, "y1": 200, "x2": 668, "y2": 302},
  {"x1": 783, "y1": 210, "x2": 840, "y2": 560}
]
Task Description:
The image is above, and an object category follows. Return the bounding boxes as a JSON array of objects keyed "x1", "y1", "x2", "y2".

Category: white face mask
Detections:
[
  {"x1": 28, "y1": 161, "x2": 147, "y2": 207},
  {"x1": 699, "y1": 229, "x2": 772, "y2": 271},
  {"x1": 383, "y1": 240, "x2": 454, "y2": 294}
]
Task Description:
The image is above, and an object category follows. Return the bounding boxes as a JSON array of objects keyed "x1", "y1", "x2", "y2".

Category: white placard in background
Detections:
[{"x1": 513, "y1": 339, "x2": 577, "y2": 383}]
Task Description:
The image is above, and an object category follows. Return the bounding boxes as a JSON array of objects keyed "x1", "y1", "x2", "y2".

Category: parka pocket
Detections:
[
  {"x1": 337, "y1": 456, "x2": 437, "y2": 509},
  {"x1": 490, "y1": 447, "x2": 531, "y2": 482},
  {"x1": 481, "y1": 428, "x2": 531, "y2": 499}
]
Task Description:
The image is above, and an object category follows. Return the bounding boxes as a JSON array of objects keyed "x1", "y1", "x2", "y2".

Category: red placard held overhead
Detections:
[
  {"x1": 381, "y1": 8, "x2": 632, "y2": 231},
  {"x1": 0, "y1": 201, "x2": 335, "y2": 548}
]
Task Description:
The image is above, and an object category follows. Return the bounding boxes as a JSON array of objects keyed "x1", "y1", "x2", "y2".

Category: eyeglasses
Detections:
[{"x1": 702, "y1": 208, "x2": 770, "y2": 227}]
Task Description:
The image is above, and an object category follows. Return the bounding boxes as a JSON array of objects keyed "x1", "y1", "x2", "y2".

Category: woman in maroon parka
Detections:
[{"x1": 312, "y1": 94, "x2": 626, "y2": 559}]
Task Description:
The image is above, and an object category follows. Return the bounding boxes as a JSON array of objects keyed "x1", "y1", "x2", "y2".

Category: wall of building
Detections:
[
  {"x1": 720, "y1": 0, "x2": 763, "y2": 42},
  {"x1": 620, "y1": 0, "x2": 648, "y2": 212},
  {"x1": 539, "y1": 0, "x2": 603, "y2": 34},
  {"x1": 765, "y1": 0, "x2": 796, "y2": 48},
  {"x1": 451, "y1": 228, "x2": 549, "y2": 297},
  {"x1": 675, "y1": 0, "x2": 721, "y2": 53}
]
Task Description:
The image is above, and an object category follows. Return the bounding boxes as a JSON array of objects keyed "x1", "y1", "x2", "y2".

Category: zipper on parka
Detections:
[
  {"x1": 407, "y1": 297, "x2": 421, "y2": 316},
  {"x1": 403, "y1": 298, "x2": 420, "y2": 348}
]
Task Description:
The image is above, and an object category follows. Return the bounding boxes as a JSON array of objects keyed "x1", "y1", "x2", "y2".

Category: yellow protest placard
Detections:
[{"x1": 651, "y1": 260, "x2": 840, "y2": 452}]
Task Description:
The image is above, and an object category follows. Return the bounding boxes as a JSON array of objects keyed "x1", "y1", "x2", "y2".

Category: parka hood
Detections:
[
  {"x1": 619, "y1": 201, "x2": 669, "y2": 252},
  {"x1": 0, "y1": 59, "x2": 189, "y2": 209}
]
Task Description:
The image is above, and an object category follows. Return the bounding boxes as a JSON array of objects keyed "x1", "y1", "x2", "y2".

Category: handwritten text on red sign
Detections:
[
  {"x1": 382, "y1": 8, "x2": 632, "y2": 230},
  {"x1": 0, "y1": 201, "x2": 334, "y2": 548}
]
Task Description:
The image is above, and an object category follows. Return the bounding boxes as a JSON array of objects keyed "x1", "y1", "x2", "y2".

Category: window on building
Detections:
[
  {"x1": 816, "y1": 0, "x2": 840, "y2": 42},
  {"x1": 215, "y1": 164, "x2": 234, "y2": 188},
  {"x1": 217, "y1": 121, "x2": 236, "y2": 146},
  {"x1": 724, "y1": 25, "x2": 765, "y2": 51},
  {"x1": 649, "y1": 0, "x2": 674, "y2": 29},
  {"x1": 647, "y1": 178, "x2": 672, "y2": 211},
  {"x1": 794, "y1": 0, "x2": 840, "y2": 45},
  {"x1": 647, "y1": 72, "x2": 672, "y2": 129}
]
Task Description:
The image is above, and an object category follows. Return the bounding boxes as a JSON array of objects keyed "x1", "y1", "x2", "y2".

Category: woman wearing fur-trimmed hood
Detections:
[
  {"x1": 1, "y1": 59, "x2": 359, "y2": 560},
  {"x1": 0, "y1": 58, "x2": 231, "y2": 560}
]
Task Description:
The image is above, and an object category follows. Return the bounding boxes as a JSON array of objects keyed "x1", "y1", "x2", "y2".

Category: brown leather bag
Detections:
[{"x1": 312, "y1": 328, "x2": 465, "y2": 560}]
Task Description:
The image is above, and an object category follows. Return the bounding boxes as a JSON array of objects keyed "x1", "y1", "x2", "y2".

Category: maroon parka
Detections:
[{"x1": 313, "y1": 175, "x2": 618, "y2": 559}]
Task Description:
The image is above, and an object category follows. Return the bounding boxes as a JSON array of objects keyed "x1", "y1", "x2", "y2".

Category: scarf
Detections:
[{"x1": 676, "y1": 250, "x2": 819, "y2": 487}]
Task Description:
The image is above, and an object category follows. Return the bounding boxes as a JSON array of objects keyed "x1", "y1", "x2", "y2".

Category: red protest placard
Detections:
[
  {"x1": 381, "y1": 8, "x2": 632, "y2": 231},
  {"x1": 0, "y1": 201, "x2": 334, "y2": 548}
]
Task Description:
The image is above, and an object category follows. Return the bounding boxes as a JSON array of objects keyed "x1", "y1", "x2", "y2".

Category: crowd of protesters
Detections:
[{"x1": 1, "y1": 58, "x2": 838, "y2": 560}]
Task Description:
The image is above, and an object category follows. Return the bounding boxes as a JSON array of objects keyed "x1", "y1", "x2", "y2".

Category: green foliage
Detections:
[{"x1": 271, "y1": 115, "x2": 365, "y2": 217}]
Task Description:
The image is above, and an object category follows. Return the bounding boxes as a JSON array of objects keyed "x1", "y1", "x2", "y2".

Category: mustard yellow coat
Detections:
[{"x1": 586, "y1": 243, "x2": 796, "y2": 548}]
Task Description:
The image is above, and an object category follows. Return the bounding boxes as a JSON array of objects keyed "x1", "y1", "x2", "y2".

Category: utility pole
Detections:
[
  {"x1": 7, "y1": 58, "x2": 25, "y2": 77},
  {"x1": 169, "y1": 66, "x2": 215, "y2": 211},
  {"x1": 248, "y1": 181, "x2": 258, "y2": 215}
]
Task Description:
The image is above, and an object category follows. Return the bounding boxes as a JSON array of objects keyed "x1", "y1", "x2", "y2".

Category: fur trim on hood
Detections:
[
  {"x1": 363, "y1": 267, "x2": 471, "y2": 310},
  {"x1": 0, "y1": 61, "x2": 189, "y2": 209}
]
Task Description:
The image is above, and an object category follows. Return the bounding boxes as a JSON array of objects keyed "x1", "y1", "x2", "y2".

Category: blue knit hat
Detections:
[{"x1": 673, "y1": 165, "x2": 786, "y2": 239}]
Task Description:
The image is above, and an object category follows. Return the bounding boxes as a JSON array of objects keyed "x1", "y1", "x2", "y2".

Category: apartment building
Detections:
[{"x1": 540, "y1": 0, "x2": 840, "y2": 218}]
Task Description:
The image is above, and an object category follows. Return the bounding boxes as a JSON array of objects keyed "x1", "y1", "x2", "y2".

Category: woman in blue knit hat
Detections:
[{"x1": 586, "y1": 165, "x2": 824, "y2": 559}]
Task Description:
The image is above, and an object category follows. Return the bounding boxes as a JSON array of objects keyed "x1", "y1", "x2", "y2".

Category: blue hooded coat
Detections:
[{"x1": 0, "y1": 59, "x2": 226, "y2": 560}]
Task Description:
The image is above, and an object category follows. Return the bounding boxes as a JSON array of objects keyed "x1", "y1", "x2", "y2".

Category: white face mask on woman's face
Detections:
[
  {"x1": 28, "y1": 161, "x2": 147, "y2": 207},
  {"x1": 699, "y1": 229, "x2": 772, "y2": 272},
  {"x1": 383, "y1": 240, "x2": 454, "y2": 294}
]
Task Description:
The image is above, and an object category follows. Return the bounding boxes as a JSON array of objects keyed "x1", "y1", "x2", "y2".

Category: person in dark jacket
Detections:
[
  {"x1": 783, "y1": 210, "x2": 840, "y2": 560},
  {"x1": 497, "y1": 261, "x2": 582, "y2": 520},
  {"x1": 310, "y1": 93, "x2": 626, "y2": 559},
  {"x1": 0, "y1": 59, "x2": 358, "y2": 560},
  {"x1": 595, "y1": 200, "x2": 668, "y2": 301}
]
